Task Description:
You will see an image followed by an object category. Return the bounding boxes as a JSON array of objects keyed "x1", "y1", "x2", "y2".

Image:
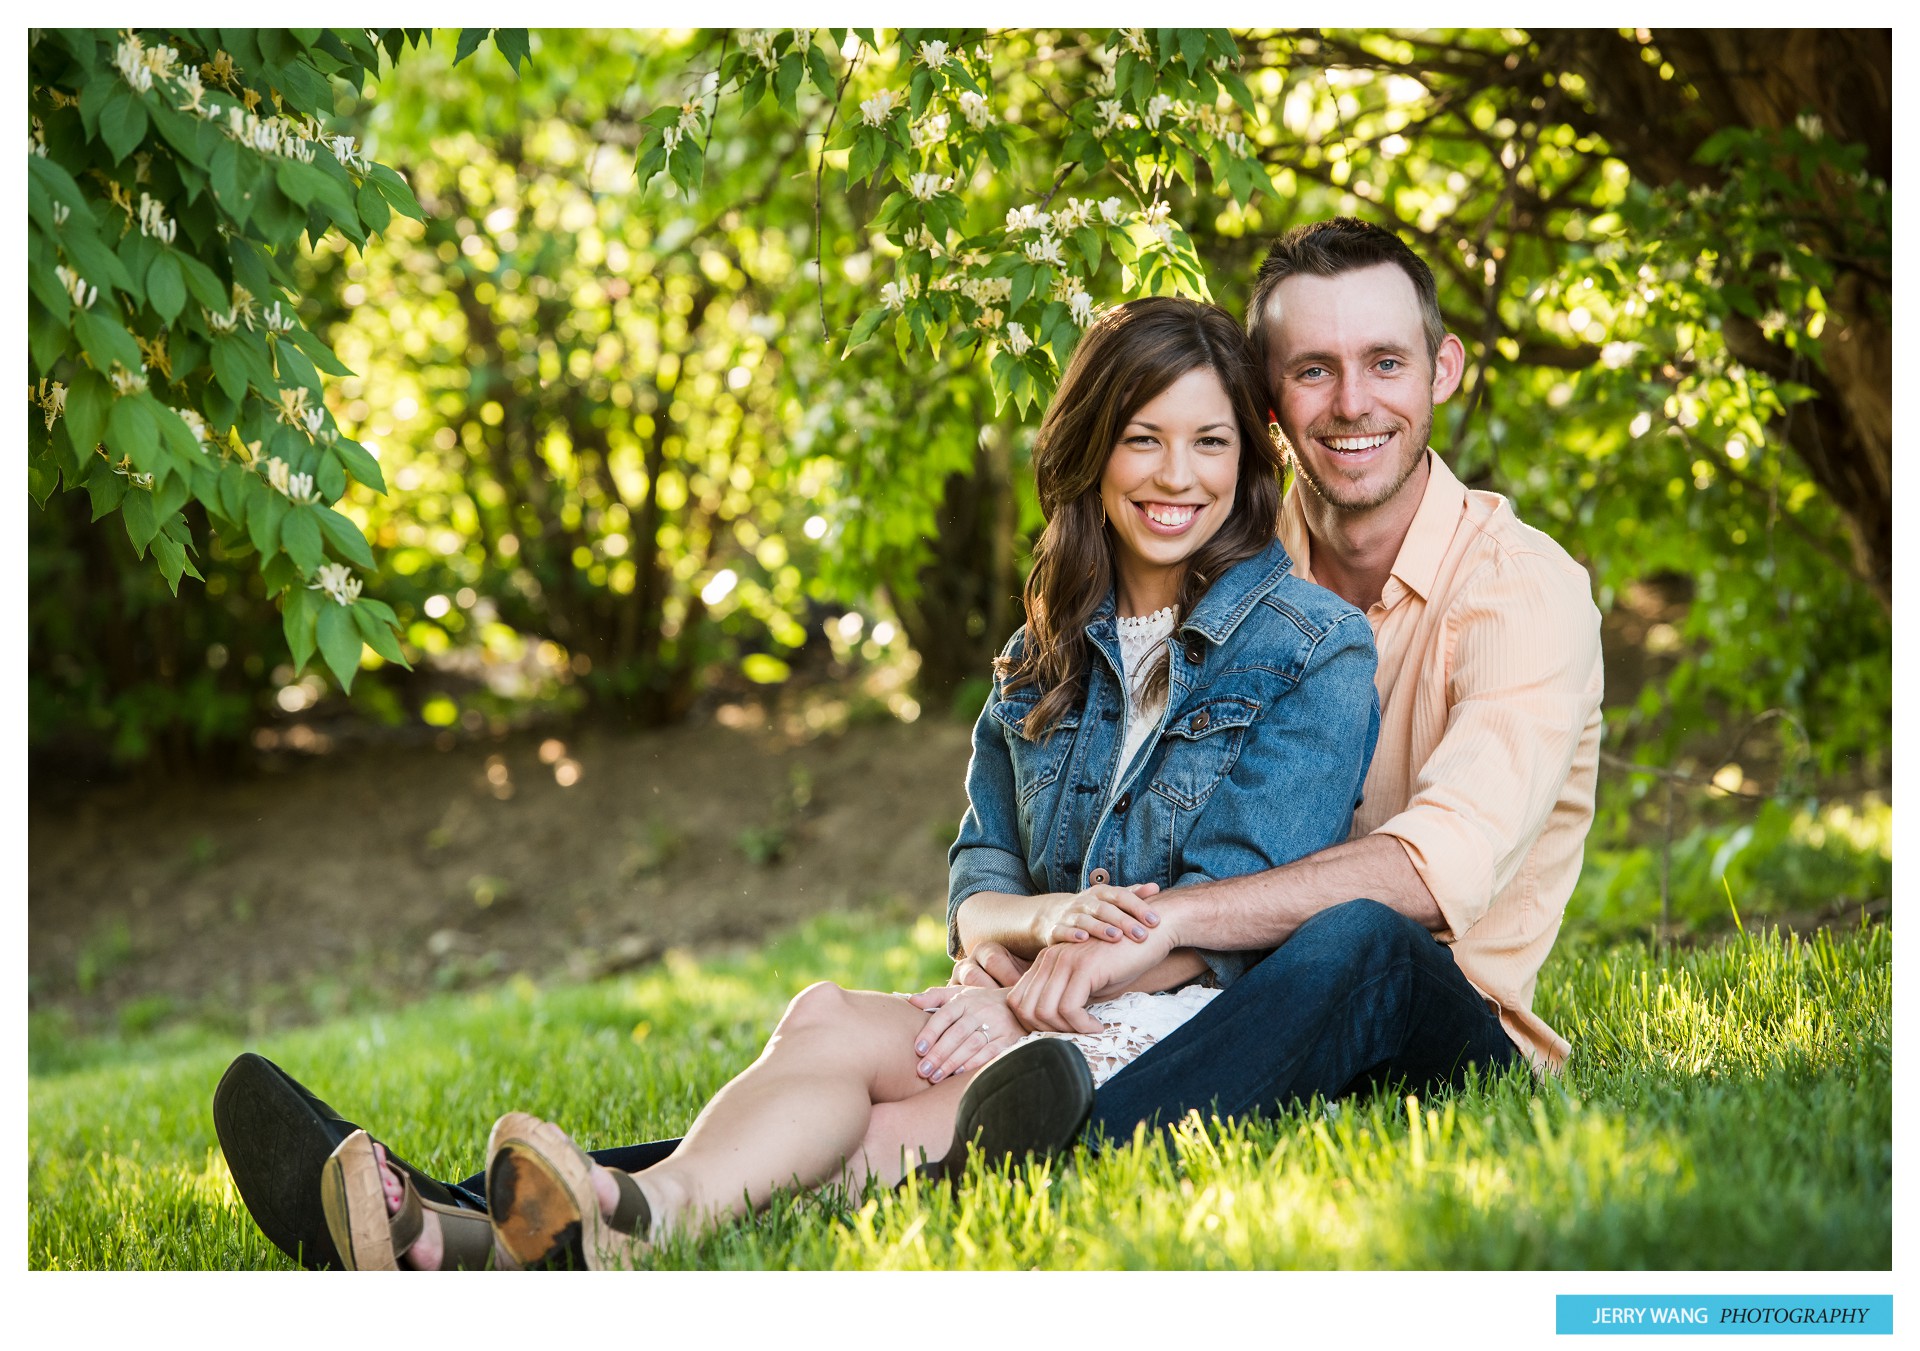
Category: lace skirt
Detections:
[{"x1": 1006, "y1": 985, "x2": 1221, "y2": 1089}]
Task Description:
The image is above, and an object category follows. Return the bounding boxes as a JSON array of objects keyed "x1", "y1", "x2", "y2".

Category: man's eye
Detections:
[
  {"x1": 1298, "y1": 366, "x2": 1327, "y2": 380},
  {"x1": 1377, "y1": 359, "x2": 1402, "y2": 373}
]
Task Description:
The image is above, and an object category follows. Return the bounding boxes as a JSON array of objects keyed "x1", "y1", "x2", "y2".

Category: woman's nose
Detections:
[{"x1": 1153, "y1": 443, "x2": 1196, "y2": 489}]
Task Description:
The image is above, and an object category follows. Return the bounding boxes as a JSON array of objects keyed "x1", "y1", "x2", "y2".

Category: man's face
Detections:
[{"x1": 1261, "y1": 263, "x2": 1461, "y2": 517}]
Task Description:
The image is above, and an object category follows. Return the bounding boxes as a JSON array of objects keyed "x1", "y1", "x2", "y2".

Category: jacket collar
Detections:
[{"x1": 1086, "y1": 536, "x2": 1294, "y2": 643}]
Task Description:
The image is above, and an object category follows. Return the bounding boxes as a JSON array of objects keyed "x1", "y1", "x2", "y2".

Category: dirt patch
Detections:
[{"x1": 28, "y1": 712, "x2": 974, "y2": 1037}]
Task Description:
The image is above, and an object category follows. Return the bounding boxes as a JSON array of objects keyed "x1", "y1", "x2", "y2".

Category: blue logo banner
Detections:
[{"x1": 1556, "y1": 1295, "x2": 1891, "y2": 1335}]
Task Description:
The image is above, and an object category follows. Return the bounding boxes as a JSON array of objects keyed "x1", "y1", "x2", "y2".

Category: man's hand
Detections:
[
  {"x1": 947, "y1": 941, "x2": 1031, "y2": 989},
  {"x1": 903, "y1": 984, "x2": 1026, "y2": 1083},
  {"x1": 1008, "y1": 924, "x2": 1176, "y2": 1034}
]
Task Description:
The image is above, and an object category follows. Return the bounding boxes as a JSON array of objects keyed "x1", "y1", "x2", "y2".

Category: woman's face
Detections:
[{"x1": 1099, "y1": 365, "x2": 1241, "y2": 609}]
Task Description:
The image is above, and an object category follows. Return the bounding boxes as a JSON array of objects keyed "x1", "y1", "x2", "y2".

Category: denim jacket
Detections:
[{"x1": 947, "y1": 537, "x2": 1380, "y2": 989}]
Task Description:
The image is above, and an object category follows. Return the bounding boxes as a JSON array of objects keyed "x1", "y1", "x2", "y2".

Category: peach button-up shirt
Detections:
[{"x1": 1279, "y1": 452, "x2": 1604, "y2": 1070}]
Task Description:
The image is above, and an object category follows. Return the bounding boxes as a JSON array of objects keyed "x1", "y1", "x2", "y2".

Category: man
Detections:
[{"x1": 215, "y1": 217, "x2": 1602, "y2": 1265}]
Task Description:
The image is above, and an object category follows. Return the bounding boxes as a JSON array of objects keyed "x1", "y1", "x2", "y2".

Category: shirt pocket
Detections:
[
  {"x1": 989, "y1": 696, "x2": 1081, "y2": 807},
  {"x1": 1146, "y1": 694, "x2": 1261, "y2": 812}
]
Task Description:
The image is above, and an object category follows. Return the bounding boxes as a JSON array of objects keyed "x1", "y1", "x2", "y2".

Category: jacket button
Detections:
[
  {"x1": 1184, "y1": 640, "x2": 1205, "y2": 665},
  {"x1": 1190, "y1": 709, "x2": 1210, "y2": 733},
  {"x1": 1088, "y1": 867, "x2": 1110, "y2": 885},
  {"x1": 1113, "y1": 792, "x2": 1132, "y2": 814}
]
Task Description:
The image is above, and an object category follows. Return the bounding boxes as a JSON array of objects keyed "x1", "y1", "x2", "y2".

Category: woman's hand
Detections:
[
  {"x1": 1033, "y1": 881, "x2": 1162, "y2": 948},
  {"x1": 904, "y1": 984, "x2": 1027, "y2": 1084}
]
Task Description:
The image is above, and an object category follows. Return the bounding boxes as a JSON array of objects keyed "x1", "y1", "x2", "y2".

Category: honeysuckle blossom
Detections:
[
  {"x1": 1140, "y1": 199, "x2": 1174, "y2": 245},
  {"x1": 1024, "y1": 235, "x2": 1064, "y2": 266},
  {"x1": 1099, "y1": 197, "x2": 1125, "y2": 224},
  {"x1": 1054, "y1": 198, "x2": 1093, "y2": 231},
  {"x1": 957, "y1": 91, "x2": 991, "y2": 129},
  {"x1": 677, "y1": 101, "x2": 704, "y2": 136},
  {"x1": 278, "y1": 386, "x2": 314, "y2": 427},
  {"x1": 266, "y1": 456, "x2": 321, "y2": 503},
  {"x1": 909, "y1": 225, "x2": 941, "y2": 254},
  {"x1": 137, "y1": 193, "x2": 177, "y2": 244},
  {"x1": 1117, "y1": 29, "x2": 1150, "y2": 57},
  {"x1": 880, "y1": 281, "x2": 906, "y2": 311},
  {"x1": 108, "y1": 364, "x2": 149, "y2": 396},
  {"x1": 662, "y1": 125, "x2": 683, "y2": 153},
  {"x1": 746, "y1": 30, "x2": 779, "y2": 70},
  {"x1": 206, "y1": 306, "x2": 239, "y2": 334},
  {"x1": 1069, "y1": 287, "x2": 1096, "y2": 327},
  {"x1": 55, "y1": 264, "x2": 97, "y2": 310},
  {"x1": 859, "y1": 89, "x2": 899, "y2": 126},
  {"x1": 31, "y1": 379, "x2": 67, "y2": 432},
  {"x1": 1143, "y1": 94, "x2": 1175, "y2": 131},
  {"x1": 973, "y1": 306, "x2": 1004, "y2": 330},
  {"x1": 49, "y1": 201, "x2": 70, "y2": 226},
  {"x1": 309, "y1": 562, "x2": 362, "y2": 607},
  {"x1": 918, "y1": 39, "x2": 950, "y2": 68},
  {"x1": 1090, "y1": 47, "x2": 1117, "y2": 95},
  {"x1": 1005, "y1": 322, "x2": 1033, "y2": 356},
  {"x1": 958, "y1": 275, "x2": 1013, "y2": 306},
  {"x1": 328, "y1": 134, "x2": 369, "y2": 172},
  {"x1": 301, "y1": 406, "x2": 328, "y2": 438},
  {"x1": 907, "y1": 172, "x2": 954, "y2": 201},
  {"x1": 1095, "y1": 100, "x2": 1126, "y2": 134},
  {"x1": 175, "y1": 67, "x2": 209, "y2": 115},
  {"x1": 1004, "y1": 204, "x2": 1050, "y2": 235},
  {"x1": 910, "y1": 112, "x2": 949, "y2": 150},
  {"x1": 114, "y1": 34, "x2": 155, "y2": 91},
  {"x1": 179, "y1": 407, "x2": 210, "y2": 447},
  {"x1": 792, "y1": 28, "x2": 812, "y2": 53}
]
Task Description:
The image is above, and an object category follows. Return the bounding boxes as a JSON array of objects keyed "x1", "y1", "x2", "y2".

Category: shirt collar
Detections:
[{"x1": 1277, "y1": 450, "x2": 1465, "y2": 604}]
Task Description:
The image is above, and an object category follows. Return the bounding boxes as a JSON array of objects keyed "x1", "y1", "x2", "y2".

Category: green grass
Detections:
[{"x1": 28, "y1": 910, "x2": 1891, "y2": 1269}]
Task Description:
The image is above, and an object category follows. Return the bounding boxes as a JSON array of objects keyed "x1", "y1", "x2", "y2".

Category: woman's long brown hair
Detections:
[{"x1": 1001, "y1": 296, "x2": 1284, "y2": 740}]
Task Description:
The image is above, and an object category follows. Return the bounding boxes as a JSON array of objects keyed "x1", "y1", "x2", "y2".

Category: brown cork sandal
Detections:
[
  {"x1": 319, "y1": 1130, "x2": 501, "y2": 1270},
  {"x1": 485, "y1": 1112, "x2": 652, "y2": 1270}
]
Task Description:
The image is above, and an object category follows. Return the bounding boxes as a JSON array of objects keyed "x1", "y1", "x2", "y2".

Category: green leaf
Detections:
[
  {"x1": 287, "y1": 325, "x2": 354, "y2": 377},
  {"x1": 775, "y1": 51, "x2": 805, "y2": 116},
  {"x1": 352, "y1": 602, "x2": 411, "y2": 667},
  {"x1": 282, "y1": 583, "x2": 318, "y2": 673},
  {"x1": 356, "y1": 178, "x2": 392, "y2": 232},
  {"x1": 249, "y1": 487, "x2": 288, "y2": 557},
  {"x1": 121, "y1": 485, "x2": 162, "y2": 554},
  {"x1": 842, "y1": 305, "x2": 889, "y2": 356},
  {"x1": 88, "y1": 467, "x2": 127, "y2": 519},
  {"x1": 316, "y1": 600, "x2": 365, "y2": 690},
  {"x1": 105, "y1": 395, "x2": 160, "y2": 472},
  {"x1": 218, "y1": 463, "x2": 252, "y2": 524},
  {"x1": 368, "y1": 164, "x2": 424, "y2": 221},
  {"x1": 805, "y1": 42, "x2": 835, "y2": 96},
  {"x1": 73, "y1": 309, "x2": 145, "y2": 372},
  {"x1": 175, "y1": 250, "x2": 230, "y2": 310},
  {"x1": 1180, "y1": 28, "x2": 1207, "y2": 71},
  {"x1": 282, "y1": 502, "x2": 325, "y2": 573},
  {"x1": 147, "y1": 252, "x2": 187, "y2": 324},
  {"x1": 99, "y1": 83, "x2": 151, "y2": 163},
  {"x1": 28, "y1": 259, "x2": 71, "y2": 326},
  {"x1": 332, "y1": 438, "x2": 386, "y2": 492},
  {"x1": 494, "y1": 28, "x2": 531, "y2": 72},
  {"x1": 315, "y1": 505, "x2": 376, "y2": 567},
  {"x1": 314, "y1": 446, "x2": 347, "y2": 500},
  {"x1": 151, "y1": 527, "x2": 199, "y2": 596},
  {"x1": 60, "y1": 226, "x2": 137, "y2": 295},
  {"x1": 454, "y1": 28, "x2": 489, "y2": 65},
  {"x1": 64, "y1": 370, "x2": 110, "y2": 455},
  {"x1": 210, "y1": 336, "x2": 250, "y2": 402},
  {"x1": 28, "y1": 156, "x2": 89, "y2": 216}
]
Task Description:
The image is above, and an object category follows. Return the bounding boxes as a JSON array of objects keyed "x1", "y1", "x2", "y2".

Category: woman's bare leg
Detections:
[{"x1": 617, "y1": 981, "x2": 961, "y2": 1239}]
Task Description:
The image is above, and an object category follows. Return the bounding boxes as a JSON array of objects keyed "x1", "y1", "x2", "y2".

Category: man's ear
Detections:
[{"x1": 1431, "y1": 333, "x2": 1467, "y2": 403}]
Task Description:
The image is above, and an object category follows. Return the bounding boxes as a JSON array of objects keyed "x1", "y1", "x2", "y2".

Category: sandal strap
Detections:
[
  {"x1": 608, "y1": 1170, "x2": 651, "y2": 1239},
  {"x1": 388, "y1": 1181, "x2": 425, "y2": 1258},
  {"x1": 427, "y1": 1199, "x2": 499, "y2": 1270}
]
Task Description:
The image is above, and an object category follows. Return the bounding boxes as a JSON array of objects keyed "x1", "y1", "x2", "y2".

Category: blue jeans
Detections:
[{"x1": 1089, "y1": 898, "x2": 1520, "y2": 1139}]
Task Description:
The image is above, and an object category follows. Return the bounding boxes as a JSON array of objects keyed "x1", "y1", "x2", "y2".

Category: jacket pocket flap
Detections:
[{"x1": 1162, "y1": 694, "x2": 1259, "y2": 740}]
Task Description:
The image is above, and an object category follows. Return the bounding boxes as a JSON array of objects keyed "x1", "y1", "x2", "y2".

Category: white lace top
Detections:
[
  {"x1": 1114, "y1": 606, "x2": 1176, "y2": 791},
  {"x1": 1002, "y1": 603, "x2": 1223, "y2": 1089}
]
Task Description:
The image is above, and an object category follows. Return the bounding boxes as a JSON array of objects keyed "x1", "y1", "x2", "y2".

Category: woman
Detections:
[{"x1": 320, "y1": 297, "x2": 1379, "y2": 1270}]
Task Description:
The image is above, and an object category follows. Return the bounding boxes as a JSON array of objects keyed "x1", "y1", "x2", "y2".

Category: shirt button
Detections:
[
  {"x1": 1113, "y1": 792, "x2": 1132, "y2": 814},
  {"x1": 1189, "y1": 709, "x2": 1210, "y2": 733},
  {"x1": 1088, "y1": 867, "x2": 1110, "y2": 885},
  {"x1": 1183, "y1": 640, "x2": 1205, "y2": 665}
]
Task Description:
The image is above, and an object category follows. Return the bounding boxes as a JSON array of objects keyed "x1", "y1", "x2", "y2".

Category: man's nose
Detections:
[{"x1": 1332, "y1": 368, "x2": 1369, "y2": 421}]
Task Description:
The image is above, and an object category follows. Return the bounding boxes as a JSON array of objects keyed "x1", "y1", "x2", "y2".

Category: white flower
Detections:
[
  {"x1": 676, "y1": 101, "x2": 703, "y2": 136},
  {"x1": 1005, "y1": 322, "x2": 1033, "y2": 356},
  {"x1": 109, "y1": 365, "x2": 148, "y2": 396},
  {"x1": 328, "y1": 134, "x2": 368, "y2": 172},
  {"x1": 309, "y1": 562, "x2": 362, "y2": 607},
  {"x1": 1054, "y1": 198, "x2": 1092, "y2": 231},
  {"x1": 1069, "y1": 288, "x2": 1095, "y2": 327},
  {"x1": 1144, "y1": 94, "x2": 1175, "y2": 130},
  {"x1": 302, "y1": 406, "x2": 327, "y2": 437},
  {"x1": 55, "y1": 264, "x2": 97, "y2": 310},
  {"x1": 973, "y1": 306, "x2": 1004, "y2": 330},
  {"x1": 957, "y1": 90, "x2": 991, "y2": 129},
  {"x1": 662, "y1": 125, "x2": 683, "y2": 153},
  {"x1": 1796, "y1": 112, "x2": 1824, "y2": 141},
  {"x1": 792, "y1": 28, "x2": 812, "y2": 53},
  {"x1": 31, "y1": 379, "x2": 67, "y2": 432},
  {"x1": 918, "y1": 39, "x2": 950, "y2": 69},
  {"x1": 114, "y1": 35, "x2": 154, "y2": 92},
  {"x1": 179, "y1": 408, "x2": 209, "y2": 447},
  {"x1": 1024, "y1": 235, "x2": 1064, "y2": 266},
  {"x1": 266, "y1": 457, "x2": 292, "y2": 495},
  {"x1": 1099, "y1": 197, "x2": 1125, "y2": 224},
  {"x1": 747, "y1": 30, "x2": 779, "y2": 70},
  {"x1": 277, "y1": 386, "x2": 313, "y2": 427},
  {"x1": 1149, "y1": 221, "x2": 1174, "y2": 246},
  {"x1": 908, "y1": 172, "x2": 953, "y2": 201},
  {"x1": 880, "y1": 281, "x2": 906, "y2": 311},
  {"x1": 910, "y1": 112, "x2": 949, "y2": 150},
  {"x1": 49, "y1": 201, "x2": 69, "y2": 226},
  {"x1": 1118, "y1": 29, "x2": 1150, "y2": 57},
  {"x1": 859, "y1": 89, "x2": 899, "y2": 127},
  {"x1": 1005, "y1": 204, "x2": 1041, "y2": 234},
  {"x1": 137, "y1": 193, "x2": 177, "y2": 244},
  {"x1": 1096, "y1": 100, "x2": 1126, "y2": 133}
]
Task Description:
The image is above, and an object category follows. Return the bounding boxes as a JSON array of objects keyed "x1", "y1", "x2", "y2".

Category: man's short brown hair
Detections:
[{"x1": 1246, "y1": 217, "x2": 1446, "y2": 375}]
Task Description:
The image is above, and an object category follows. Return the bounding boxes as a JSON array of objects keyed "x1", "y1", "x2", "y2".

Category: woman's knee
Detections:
[{"x1": 777, "y1": 980, "x2": 856, "y2": 1037}]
